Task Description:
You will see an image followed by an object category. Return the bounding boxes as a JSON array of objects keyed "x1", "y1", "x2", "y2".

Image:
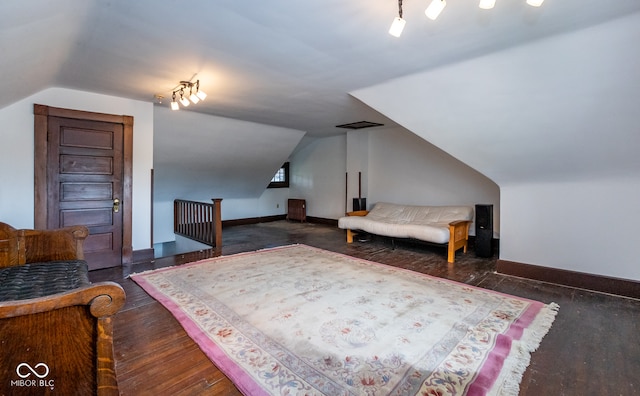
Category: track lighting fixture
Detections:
[
  {"x1": 389, "y1": 0, "x2": 407, "y2": 37},
  {"x1": 425, "y1": 0, "x2": 446, "y2": 20},
  {"x1": 179, "y1": 88, "x2": 190, "y2": 107},
  {"x1": 189, "y1": 87, "x2": 200, "y2": 104},
  {"x1": 478, "y1": 0, "x2": 496, "y2": 9},
  {"x1": 170, "y1": 80, "x2": 207, "y2": 110},
  {"x1": 171, "y1": 93, "x2": 179, "y2": 110},
  {"x1": 390, "y1": 0, "x2": 545, "y2": 36},
  {"x1": 195, "y1": 80, "x2": 207, "y2": 101}
]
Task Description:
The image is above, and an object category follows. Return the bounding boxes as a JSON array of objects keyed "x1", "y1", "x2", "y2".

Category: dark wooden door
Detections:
[{"x1": 47, "y1": 117, "x2": 124, "y2": 270}]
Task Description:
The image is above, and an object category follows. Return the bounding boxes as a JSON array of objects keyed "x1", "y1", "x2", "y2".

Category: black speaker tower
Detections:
[{"x1": 475, "y1": 204, "x2": 493, "y2": 258}]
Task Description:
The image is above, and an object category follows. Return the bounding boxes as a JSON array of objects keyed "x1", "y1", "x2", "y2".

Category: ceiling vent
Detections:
[{"x1": 335, "y1": 121, "x2": 384, "y2": 130}]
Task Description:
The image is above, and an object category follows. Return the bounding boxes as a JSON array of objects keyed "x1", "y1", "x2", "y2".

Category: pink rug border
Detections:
[
  {"x1": 131, "y1": 244, "x2": 553, "y2": 395},
  {"x1": 132, "y1": 267, "x2": 269, "y2": 396}
]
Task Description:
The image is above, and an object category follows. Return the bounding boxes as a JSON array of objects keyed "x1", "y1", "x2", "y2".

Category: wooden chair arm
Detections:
[
  {"x1": 346, "y1": 210, "x2": 369, "y2": 217},
  {"x1": 0, "y1": 281, "x2": 125, "y2": 319},
  {"x1": 449, "y1": 220, "x2": 471, "y2": 227},
  {"x1": 448, "y1": 220, "x2": 471, "y2": 242}
]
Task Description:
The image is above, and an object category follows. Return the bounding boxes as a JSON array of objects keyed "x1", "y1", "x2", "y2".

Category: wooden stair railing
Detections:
[{"x1": 173, "y1": 198, "x2": 223, "y2": 247}]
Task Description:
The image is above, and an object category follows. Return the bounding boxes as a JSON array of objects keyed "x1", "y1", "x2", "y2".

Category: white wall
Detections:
[
  {"x1": 346, "y1": 129, "x2": 370, "y2": 211},
  {"x1": 153, "y1": 189, "x2": 292, "y2": 244},
  {"x1": 501, "y1": 177, "x2": 640, "y2": 281},
  {"x1": 0, "y1": 88, "x2": 153, "y2": 251},
  {"x1": 367, "y1": 127, "x2": 500, "y2": 236},
  {"x1": 153, "y1": 133, "x2": 347, "y2": 244},
  {"x1": 289, "y1": 135, "x2": 347, "y2": 219},
  {"x1": 221, "y1": 189, "x2": 291, "y2": 220},
  {"x1": 349, "y1": 15, "x2": 640, "y2": 282},
  {"x1": 151, "y1": 108, "x2": 305, "y2": 243},
  {"x1": 288, "y1": 129, "x2": 500, "y2": 233}
]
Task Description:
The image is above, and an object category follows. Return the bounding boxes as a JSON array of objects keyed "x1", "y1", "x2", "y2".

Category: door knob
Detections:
[{"x1": 113, "y1": 198, "x2": 120, "y2": 213}]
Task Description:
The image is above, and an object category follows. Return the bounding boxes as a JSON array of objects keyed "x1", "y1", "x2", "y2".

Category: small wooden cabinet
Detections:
[{"x1": 287, "y1": 199, "x2": 306, "y2": 222}]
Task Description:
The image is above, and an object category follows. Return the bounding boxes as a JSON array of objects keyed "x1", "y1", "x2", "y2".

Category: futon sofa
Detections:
[
  {"x1": 0, "y1": 221, "x2": 125, "y2": 396},
  {"x1": 338, "y1": 202, "x2": 474, "y2": 263}
]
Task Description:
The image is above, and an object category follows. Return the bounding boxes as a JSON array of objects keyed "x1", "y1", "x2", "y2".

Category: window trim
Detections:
[{"x1": 268, "y1": 162, "x2": 290, "y2": 188}]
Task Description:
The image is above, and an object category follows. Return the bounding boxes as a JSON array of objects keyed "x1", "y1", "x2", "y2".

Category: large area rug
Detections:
[{"x1": 131, "y1": 244, "x2": 558, "y2": 396}]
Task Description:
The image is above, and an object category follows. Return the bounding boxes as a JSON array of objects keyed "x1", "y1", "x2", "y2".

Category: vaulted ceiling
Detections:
[
  {"x1": 353, "y1": 11, "x2": 640, "y2": 184},
  {"x1": 2, "y1": 0, "x2": 640, "y2": 185}
]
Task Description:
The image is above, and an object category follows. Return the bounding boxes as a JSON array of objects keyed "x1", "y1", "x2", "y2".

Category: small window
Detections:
[{"x1": 268, "y1": 162, "x2": 289, "y2": 188}]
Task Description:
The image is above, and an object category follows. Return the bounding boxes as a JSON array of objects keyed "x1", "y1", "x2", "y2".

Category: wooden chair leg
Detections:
[
  {"x1": 448, "y1": 241, "x2": 455, "y2": 263},
  {"x1": 448, "y1": 220, "x2": 471, "y2": 263},
  {"x1": 346, "y1": 229, "x2": 354, "y2": 243}
]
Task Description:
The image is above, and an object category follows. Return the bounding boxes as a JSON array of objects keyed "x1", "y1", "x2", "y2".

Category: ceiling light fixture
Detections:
[
  {"x1": 188, "y1": 86, "x2": 200, "y2": 104},
  {"x1": 478, "y1": 0, "x2": 496, "y2": 9},
  {"x1": 171, "y1": 92, "x2": 179, "y2": 110},
  {"x1": 526, "y1": 0, "x2": 544, "y2": 6},
  {"x1": 170, "y1": 80, "x2": 207, "y2": 111},
  {"x1": 425, "y1": 0, "x2": 446, "y2": 20},
  {"x1": 179, "y1": 87, "x2": 190, "y2": 107},
  {"x1": 389, "y1": 0, "x2": 407, "y2": 37},
  {"x1": 390, "y1": 0, "x2": 545, "y2": 36},
  {"x1": 195, "y1": 80, "x2": 207, "y2": 101}
]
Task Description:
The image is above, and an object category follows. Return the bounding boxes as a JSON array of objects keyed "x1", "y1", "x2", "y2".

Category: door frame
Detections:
[{"x1": 34, "y1": 104, "x2": 134, "y2": 266}]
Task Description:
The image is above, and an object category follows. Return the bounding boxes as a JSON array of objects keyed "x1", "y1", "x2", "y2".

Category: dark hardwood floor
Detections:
[{"x1": 89, "y1": 221, "x2": 640, "y2": 396}]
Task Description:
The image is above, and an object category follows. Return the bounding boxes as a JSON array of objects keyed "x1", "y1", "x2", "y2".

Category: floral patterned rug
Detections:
[{"x1": 131, "y1": 244, "x2": 558, "y2": 396}]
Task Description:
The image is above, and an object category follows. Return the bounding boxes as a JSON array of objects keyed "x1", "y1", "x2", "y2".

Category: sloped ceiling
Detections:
[
  {"x1": 2, "y1": 0, "x2": 640, "y2": 186},
  {"x1": 153, "y1": 107, "x2": 305, "y2": 201},
  {"x1": 352, "y1": 12, "x2": 640, "y2": 185}
]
